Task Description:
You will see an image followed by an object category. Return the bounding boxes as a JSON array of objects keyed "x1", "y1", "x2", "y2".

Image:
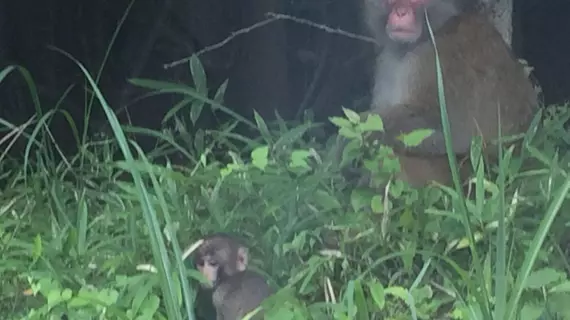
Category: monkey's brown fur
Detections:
[
  {"x1": 212, "y1": 270, "x2": 271, "y2": 320},
  {"x1": 194, "y1": 233, "x2": 272, "y2": 320},
  {"x1": 194, "y1": 233, "x2": 249, "y2": 285},
  {"x1": 361, "y1": 1, "x2": 538, "y2": 187}
]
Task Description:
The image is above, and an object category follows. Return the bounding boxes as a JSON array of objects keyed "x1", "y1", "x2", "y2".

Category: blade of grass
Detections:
[
  {"x1": 53, "y1": 48, "x2": 195, "y2": 320},
  {"x1": 425, "y1": 10, "x2": 491, "y2": 318}
]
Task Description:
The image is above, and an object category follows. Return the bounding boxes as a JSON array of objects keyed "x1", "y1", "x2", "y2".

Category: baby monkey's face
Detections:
[
  {"x1": 195, "y1": 254, "x2": 221, "y2": 287},
  {"x1": 193, "y1": 234, "x2": 248, "y2": 288}
]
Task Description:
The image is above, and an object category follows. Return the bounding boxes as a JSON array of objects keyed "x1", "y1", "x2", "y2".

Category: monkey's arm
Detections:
[{"x1": 370, "y1": 104, "x2": 472, "y2": 156}]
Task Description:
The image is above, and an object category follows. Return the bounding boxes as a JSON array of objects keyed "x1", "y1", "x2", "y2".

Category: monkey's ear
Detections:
[{"x1": 237, "y1": 246, "x2": 248, "y2": 271}]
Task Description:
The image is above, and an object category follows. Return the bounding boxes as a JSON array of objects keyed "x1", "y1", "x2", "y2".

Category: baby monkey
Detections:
[{"x1": 193, "y1": 233, "x2": 272, "y2": 320}]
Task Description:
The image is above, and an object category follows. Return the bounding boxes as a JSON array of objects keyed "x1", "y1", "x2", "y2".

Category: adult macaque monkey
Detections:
[
  {"x1": 193, "y1": 233, "x2": 272, "y2": 320},
  {"x1": 357, "y1": 0, "x2": 538, "y2": 187}
]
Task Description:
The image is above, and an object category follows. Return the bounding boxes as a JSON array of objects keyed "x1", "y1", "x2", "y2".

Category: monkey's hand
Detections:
[{"x1": 370, "y1": 104, "x2": 471, "y2": 156}]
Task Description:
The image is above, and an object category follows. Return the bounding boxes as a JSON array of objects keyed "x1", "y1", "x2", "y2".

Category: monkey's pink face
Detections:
[
  {"x1": 387, "y1": 0, "x2": 424, "y2": 5},
  {"x1": 385, "y1": 0, "x2": 426, "y2": 43}
]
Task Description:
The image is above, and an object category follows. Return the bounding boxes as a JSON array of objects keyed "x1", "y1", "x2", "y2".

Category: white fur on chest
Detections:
[{"x1": 371, "y1": 51, "x2": 416, "y2": 110}]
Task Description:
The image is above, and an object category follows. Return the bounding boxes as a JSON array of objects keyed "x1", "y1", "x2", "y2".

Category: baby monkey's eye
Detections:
[{"x1": 207, "y1": 259, "x2": 219, "y2": 267}]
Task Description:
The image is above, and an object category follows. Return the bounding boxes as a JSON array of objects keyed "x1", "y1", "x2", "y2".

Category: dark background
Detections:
[{"x1": 0, "y1": 0, "x2": 566, "y2": 154}]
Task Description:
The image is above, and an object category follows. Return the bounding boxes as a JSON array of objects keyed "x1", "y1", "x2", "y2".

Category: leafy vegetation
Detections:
[{"x1": 1, "y1": 48, "x2": 570, "y2": 320}]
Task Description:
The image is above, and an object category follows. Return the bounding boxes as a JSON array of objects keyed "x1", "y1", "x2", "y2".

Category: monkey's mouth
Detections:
[{"x1": 388, "y1": 28, "x2": 419, "y2": 42}]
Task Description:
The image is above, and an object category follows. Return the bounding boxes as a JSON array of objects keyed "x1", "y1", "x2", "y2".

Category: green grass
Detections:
[{"x1": 0, "y1": 50, "x2": 570, "y2": 320}]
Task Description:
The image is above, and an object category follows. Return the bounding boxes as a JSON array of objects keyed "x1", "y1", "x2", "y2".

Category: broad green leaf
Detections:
[
  {"x1": 526, "y1": 268, "x2": 565, "y2": 289},
  {"x1": 342, "y1": 108, "x2": 361, "y2": 124},
  {"x1": 371, "y1": 195, "x2": 383, "y2": 213},
  {"x1": 398, "y1": 129, "x2": 434, "y2": 147},
  {"x1": 360, "y1": 114, "x2": 384, "y2": 132},
  {"x1": 330, "y1": 116, "x2": 353, "y2": 128},
  {"x1": 290, "y1": 150, "x2": 311, "y2": 169},
  {"x1": 368, "y1": 281, "x2": 385, "y2": 309},
  {"x1": 251, "y1": 146, "x2": 269, "y2": 170}
]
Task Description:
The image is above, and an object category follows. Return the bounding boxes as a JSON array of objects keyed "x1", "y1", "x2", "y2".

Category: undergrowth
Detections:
[{"x1": 0, "y1": 54, "x2": 570, "y2": 320}]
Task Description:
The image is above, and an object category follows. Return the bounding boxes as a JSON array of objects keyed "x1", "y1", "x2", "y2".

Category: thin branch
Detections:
[
  {"x1": 163, "y1": 12, "x2": 378, "y2": 70},
  {"x1": 267, "y1": 13, "x2": 377, "y2": 46},
  {"x1": 163, "y1": 16, "x2": 280, "y2": 69}
]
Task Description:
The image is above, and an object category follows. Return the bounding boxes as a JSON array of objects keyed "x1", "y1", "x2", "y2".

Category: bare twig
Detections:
[
  {"x1": 267, "y1": 13, "x2": 377, "y2": 46},
  {"x1": 163, "y1": 16, "x2": 281, "y2": 69},
  {"x1": 164, "y1": 12, "x2": 378, "y2": 70}
]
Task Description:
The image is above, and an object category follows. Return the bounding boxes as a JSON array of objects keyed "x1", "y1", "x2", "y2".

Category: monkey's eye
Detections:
[
  {"x1": 208, "y1": 260, "x2": 219, "y2": 267},
  {"x1": 195, "y1": 258, "x2": 205, "y2": 266}
]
